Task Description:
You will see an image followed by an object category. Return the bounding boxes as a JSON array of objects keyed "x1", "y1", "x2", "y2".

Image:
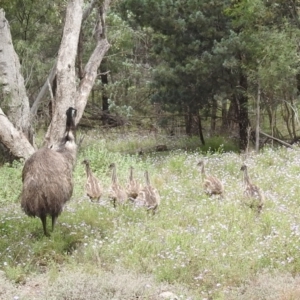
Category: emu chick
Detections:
[
  {"x1": 197, "y1": 160, "x2": 224, "y2": 197},
  {"x1": 135, "y1": 170, "x2": 161, "y2": 213},
  {"x1": 241, "y1": 164, "x2": 264, "y2": 214},
  {"x1": 126, "y1": 166, "x2": 141, "y2": 199},
  {"x1": 83, "y1": 159, "x2": 102, "y2": 202}
]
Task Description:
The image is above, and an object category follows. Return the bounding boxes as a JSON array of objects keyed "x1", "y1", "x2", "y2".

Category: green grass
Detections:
[{"x1": 1, "y1": 132, "x2": 300, "y2": 299}]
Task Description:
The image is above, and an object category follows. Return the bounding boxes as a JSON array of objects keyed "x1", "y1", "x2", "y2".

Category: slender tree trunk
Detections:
[
  {"x1": 211, "y1": 97, "x2": 217, "y2": 134},
  {"x1": 185, "y1": 106, "x2": 192, "y2": 136},
  {"x1": 197, "y1": 113, "x2": 205, "y2": 145},
  {"x1": 100, "y1": 58, "x2": 109, "y2": 125},
  {"x1": 265, "y1": 100, "x2": 273, "y2": 128},
  {"x1": 290, "y1": 97, "x2": 297, "y2": 139},
  {"x1": 282, "y1": 102, "x2": 292, "y2": 138},
  {"x1": 184, "y1": 103, "x2": 200, "y2": 137},
  {"x1": 237, "y1": 73, "x2": 249, "y2": 151},
  {"x1": 255, "y1": 81, "x2": 261, "y2": 153},
  {"x1": 221, "y1": 99, "x2": 228, "y2": 132}
]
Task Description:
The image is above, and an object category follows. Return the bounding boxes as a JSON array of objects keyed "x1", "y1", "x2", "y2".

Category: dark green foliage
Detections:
[
  {"x1": 119, "y1": 0, "x2": 232, "y2": 113},
  {"x1": 200, "y1": 136, "x2": 239, "y2": 153}
]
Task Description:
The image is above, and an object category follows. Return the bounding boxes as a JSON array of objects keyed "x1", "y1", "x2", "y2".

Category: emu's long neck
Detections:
[
  {"x1": 243, "y1": 168, "x2": 251, "y2": 186},
  {"x1": 112, "y1": 166, "x2": 118, "y2": 184},
  {"x1": 57, "y1": 107, "x2": 77, "y2": 169},
  {"x1": 129, "y1": 167, "x2": 133, "y2": 181},
  {"x1": 145, "y1": 171, "x2": 150, "y2": 186},
  {"x1": 200, "y1": 164, "x2": 206, "y2": 178},
  {"x1": 66, "y1": 107, "x2": 77, "y2": 138},
  {"x1": 85, "y1": 164, "x2": 92, "y2": 177}
]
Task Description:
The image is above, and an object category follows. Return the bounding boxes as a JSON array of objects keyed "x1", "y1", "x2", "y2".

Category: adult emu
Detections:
[{"x1": 21, "y1": 107, "x2": 77, "y2": 236}]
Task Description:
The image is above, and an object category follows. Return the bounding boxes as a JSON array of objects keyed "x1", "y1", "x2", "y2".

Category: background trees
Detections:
[{"x1": 1, "y1": 0, "x2": 300, "y2": 160}]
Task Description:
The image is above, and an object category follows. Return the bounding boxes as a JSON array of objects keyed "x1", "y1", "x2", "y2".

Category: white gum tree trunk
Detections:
[
  {"x1": 44, "y1": 0, "x2": 111, "y2": 147},
  {"x1": 0, "y1": 9, "x2": 34, "y2": 158},
  {"x1": 0, "y1": 0, "x2": 111, "y2": 157}
]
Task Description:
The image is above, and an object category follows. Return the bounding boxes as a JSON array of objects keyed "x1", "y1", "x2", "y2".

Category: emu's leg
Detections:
[
  {"x1": 51, "y1": 215, "x2": 57, "y2": 232},
  {"x1": 40, "y1": 215, "x2": 49, "y2": 236}
]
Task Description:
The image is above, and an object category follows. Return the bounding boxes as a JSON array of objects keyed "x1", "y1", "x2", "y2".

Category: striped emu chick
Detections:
[
  {"x1": 240, "y1": 164, "x2": 264, "y2": 214},
  {"x1": 197, "y1": 160, "x2": 224, "y2": 197},
  {"x1": 21, "y1": 107, "x2": 77, "y2": 236},
  {"x1": 126, "y1": 166, "x2": 141, "y2": 200},
  {"x1": 82, "y1": 159, "x2": 102, "y2": 202},
  {"x1": 135, "y1": 170, "x2": 161, "y2": 214},
  {"x1": 108, "y1": 163, "x2": 128, "y2": 207}
]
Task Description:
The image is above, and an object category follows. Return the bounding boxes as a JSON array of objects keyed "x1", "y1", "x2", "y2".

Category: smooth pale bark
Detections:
[
  {"x1": 75, "y1": 38, "x2": 110, "y2": 124},
  {"x1": 75, "y1": 0, "x2": 111, "y2": 124},
  {"x1": 44, "y1": 0, "x2": 84, "y2": 147},
  {"x1": 45, "y1": 0, "x2": 111, "y2": 146},
  {"x1": 0, "y1": 109, "x2": 35, "y2": 159},
  {"x1": 0, "y1": 0, "x2": 111, "y2": 158},
  {"x1": 0, "y1": 9, "x2": 32, "y2": 142},
  {"x1": 31, "y1": 0, "x2": 98, "y2": 117}
]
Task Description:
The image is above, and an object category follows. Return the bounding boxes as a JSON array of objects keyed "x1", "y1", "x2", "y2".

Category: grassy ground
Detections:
[{"x1": 1, "y1": 131, "x2": 300, "y2": 299}]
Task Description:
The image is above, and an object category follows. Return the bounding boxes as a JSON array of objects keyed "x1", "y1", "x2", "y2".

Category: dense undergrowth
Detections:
[{"x1": 1, "y1": 131, "x2": 300, "y2": 299}]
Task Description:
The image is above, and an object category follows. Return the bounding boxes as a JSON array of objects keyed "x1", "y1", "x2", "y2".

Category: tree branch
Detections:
[
  {"x1": 31, "y1": 62, "x2": 57, "y2": 116},
  {"x1": 75, "y1": 0, "x2": 111, "y2": 124},
  {"x1": 259, "y1": 130, "x2": 295, "y2": 149},
  {"x1": 0, "y1": 109, "x2": 35, "y2": 159}
]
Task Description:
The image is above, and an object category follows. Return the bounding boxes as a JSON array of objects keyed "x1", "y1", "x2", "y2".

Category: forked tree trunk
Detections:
[
  {"x1": 44, "y1": 0, "x2": 83, "y2": 147},
  {"x1": 0, "y1": 0, "x2": 111, "y2": 158},
  {"x1": 45, "y1": 0, "x2": 110, "y2": 146}
]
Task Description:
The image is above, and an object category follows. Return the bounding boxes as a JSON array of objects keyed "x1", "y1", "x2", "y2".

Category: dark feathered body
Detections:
[
  {"x1": 135, "y1": 170, "x2": 160, "y2": 213},
  {"x1": 241, "y1": 164, "x2": 264, "y2": 213},
  {"x1": 197, "y1": 160, "x2": 224, "y2": 197},
  {"x1": 21, "y1": 107, "x2": 77, "y2": 236},
  {"x1": 21, "y1": 148, "x2": 74, "y2": 217},
  {"x1": 83, "y1": 159, "x2": 102, "y2": 201}
]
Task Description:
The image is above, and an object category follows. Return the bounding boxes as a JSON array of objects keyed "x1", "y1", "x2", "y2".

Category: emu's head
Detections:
[
  {"x1": 197, "y1": 160, "x2": 204, "y2": 167},
  {"x1": 240, "y1": 164, "x2": 247, "y2": 171},
  {"x1": 57, "y1": 107, "x2": 77, "y2": 165},
  {"x1": 59, "y1": 107, "x2": 77, "y2": 147},
  {"x1": 109, "y1": 163, "x2": 116, "y2": 170},
  {"x1": 64, "y1": 107, "x2": 77, "y2": 142},
  {"x1": 82, "y1": 159, "x2": 90, "y2": 166}
]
